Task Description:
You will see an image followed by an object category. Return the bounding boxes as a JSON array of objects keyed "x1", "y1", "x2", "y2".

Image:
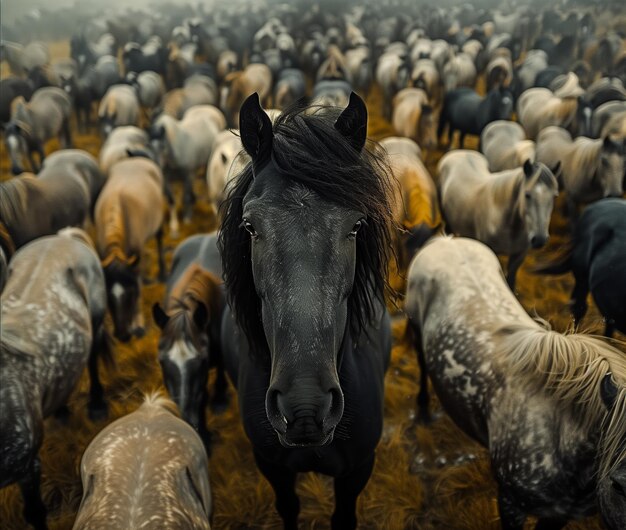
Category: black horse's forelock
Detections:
[{"x1": 218, "y1": 103, "x2": 396, "y2": 356}]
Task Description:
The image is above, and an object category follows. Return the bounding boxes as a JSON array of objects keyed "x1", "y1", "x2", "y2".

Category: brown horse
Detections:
[
  {"x1": 73, "y1": 394, "x2": 211, "y2": 530},
  {"x1": 94, "y1": 156, "x2": 166, "y2": 342}
]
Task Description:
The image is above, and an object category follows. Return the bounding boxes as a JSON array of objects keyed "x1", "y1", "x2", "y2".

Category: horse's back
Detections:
[{"x1": 75, "y1": 396, "x2": 211, "y2": 530}]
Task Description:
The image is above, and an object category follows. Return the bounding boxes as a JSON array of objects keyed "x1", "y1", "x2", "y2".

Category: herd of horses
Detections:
[{"x1": 1, "y1": 0, "x2": 626, "y2": 529}]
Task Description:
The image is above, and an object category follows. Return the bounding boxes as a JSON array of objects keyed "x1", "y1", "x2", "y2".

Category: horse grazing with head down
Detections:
[
  {"x1": 219, "y1": 92, "x2": 393, "y2": 529},
  {"x1": 405, "y1": 237, "x2": 626, "y2": 530},
  {"x1": 437, "y1": 151, "x2": 559, "y2": 290}
]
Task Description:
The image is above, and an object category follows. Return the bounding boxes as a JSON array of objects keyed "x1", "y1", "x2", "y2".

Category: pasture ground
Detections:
[{"x1": 0, "y1": 41, "x2": 623, "y2": 530}]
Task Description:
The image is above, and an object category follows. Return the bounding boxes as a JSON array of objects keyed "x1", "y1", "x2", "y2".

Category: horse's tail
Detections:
[{"x1": 533, "y1": 243, "x2": 573, "y2": 275}]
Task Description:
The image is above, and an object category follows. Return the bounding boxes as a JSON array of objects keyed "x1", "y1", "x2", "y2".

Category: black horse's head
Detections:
[{"x1": 219, "y1": 93, "x2": 393, "y2": 447}]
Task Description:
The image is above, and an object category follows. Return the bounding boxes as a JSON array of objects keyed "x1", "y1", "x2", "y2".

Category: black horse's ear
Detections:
[
  {"x1": 239, "y1": 92, "x2": 273, "y2": 168},
  {"x1": 334, "y1": 92, "x2": 368, "y2": 152},
  {"x1": 523, "y1": 158, "x2": 534, "y2": 178},
  {"x1": 600, "y1": 373, "x2": 619, "y2": 411},
  {"x1": 152, "y1": 302, "x2": 169, "y2": 330},
  {"x1": 193, "y1": 302, "x2": 208, "y2": 329}
]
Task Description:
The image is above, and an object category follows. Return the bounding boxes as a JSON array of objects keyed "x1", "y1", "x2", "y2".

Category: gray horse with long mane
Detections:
[{"x1": 406, "y1": 236, "x2": 625, "y2": 530}]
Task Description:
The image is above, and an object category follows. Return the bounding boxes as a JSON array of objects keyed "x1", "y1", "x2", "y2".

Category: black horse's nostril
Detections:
[{"x1": 266, "y1": 388, "x2": 288, "y2": 434}]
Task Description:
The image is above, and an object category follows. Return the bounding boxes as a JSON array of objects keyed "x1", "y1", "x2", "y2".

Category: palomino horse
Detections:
[
  {"x1": 151, "y1": 104, "x2": 225, "y2": 227},
  {"x1": 5, "y1": 87, "x2": 72, "y2": 174},
  {"x1": 0, "y1": 228, "x2": 109, "y2": 530},
  {"x1": 481, "y1": 120, "x2": 536, "y2": 172},
  {"x1": 517, "y1": 87, "x2": 593, "y2": 140},
  {"x1": 537, "y1": 198, "x2": 626, "y2": 338},
  {"x1": 94, "y1": 155, "x2": 166, "y2": 342},
  {"x1": 219, "y1": 93, "x2": 392, "y2": 529},
  {"x1": 72, "y1": 394, "x2": 211, "y2": 530},
  {"x1": 437, "y1": 151, "x2": 559, "y2": 290},
  {"x1": 405, "y1": 236, "x2": 626, "y2": 530},
  {"x1": 97, "y1": 84, "x2": 141, "y2": 137},
  {"x1": 221, "y1": 63, "x2": 272, "y2": 127},
  {"x1": 536, "y1": 126, "x2": 624, "y2": 211},
  {"x1": 206, "y1": 130, "x2": 248, "y2": 217},
  {"x1": 0, "y1": 169, "x2": 92, "y2": 260},
  {"x1": 152, "y1": 233, "x2": 229, "y2": 449},
  {"x1": 392, "y1": 88, "x2": 437, "y2": 150},
  {"x1": 380, "y1": 136, "x2": 441, "y2": 261},
  {"x1": 438, "y1": 86, "x2": 513, "y2": 149}
]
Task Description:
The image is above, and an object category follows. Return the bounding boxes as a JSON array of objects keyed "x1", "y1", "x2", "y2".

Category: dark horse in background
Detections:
[
  {"x1": 219, "y1": 93, "x2": 393, "y2": 530},
  {"x1": 537, "y1": 198, "x2": 626, "y2": 337}
]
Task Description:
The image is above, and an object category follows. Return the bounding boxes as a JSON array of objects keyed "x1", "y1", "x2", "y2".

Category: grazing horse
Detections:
[
  {"x1": 95, "y1": 156, "x2": 166, "y2": 342},
  {"x1": 392, "y1": 88, "x2": 437, "y2": 150},
  {"x1": 438, "y1": 86, "x2": 513, "y2": 148},
  {"x1": 536, "y1": 126, "x2": 624, "y2": 211},
  {"x1": 517, "y1": 88, "x2": 592, "y2": 140},
  {"x1": 537, "y1": 198, "x2": 626, "y2": 338},
  {"x1": 437, "y1": 151, "x2": 559, "y2": 290},
  {"x1": 0, "y1": 171, "x2": 91, "y2": 260},
  {"x1": 97, "y1": 84, "x2": 141, "y2": 137},
  {"x1": 151, "y1": 105, "x2": 224, "y2": 225},
  {"x1": 152, "y1": 233, "x2": 229, "y2": 448},
  {"x1": 73, "y1": 394, "x2": 211, "y2": 530},
  {"x1": 405, "y1": 236, "x2": 626, "y2": 530},
  {"x1": 0, "y1": 228, "x2": 109, "y2": 530},
  {"x1": 481, "y1": 120, "x2": 536, "y2": 172},
  {"x1": 221, "y1": 64, "x2": 272, "y2": 127},
  {"x1": 218, "y1": 93, "x2": 393, "y2": 529},
  {"x1": 5, "y1": 87, "x2": 72, "y2": 174},
  {"x1": 380, "y1": 136, "x2": 441, "y2": 261}
]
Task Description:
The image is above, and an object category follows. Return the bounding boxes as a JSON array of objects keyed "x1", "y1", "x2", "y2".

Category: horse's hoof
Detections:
[
  {"x1": 133, "y1": 327, "x2": 146, "y2": 339},
  {"x1": 88, "y1": 401, "x2": 108, "y2": 422}
]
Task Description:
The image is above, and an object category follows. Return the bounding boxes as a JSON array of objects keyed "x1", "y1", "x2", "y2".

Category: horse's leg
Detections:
[
  {"x1": 19, "y1": 457, "x2": 48, "y2": 530},
  {"x1": 331, "y1": 454, "x2": 375, "y2": 530},
  {"x1": 164, "y1": 178, "x2": 180, "y2": 238},
  {"x1": 506, "y1": 250, "x2": 527, "y2": 292},
  {"x1": 209, "y1": 338, "x2": 229, "y2": 413},
  {"x1": 183, "y1": 172, "x2": 196, "y2": 224},
  {"x1": 570, "y1": 279, "x2": 589, "y2": 328},
  {"x1": 534, "y1": 517, "x2": 568, "y2": 530},
  {"x1": 497, "y1": 489, "x2": 526, "y2": 530},
  {"x1": 87, "y1": 319, "x2": 109, "y2": 421},
  {"x1": 410, "y1": 321, "x2": 432, "y2": 424},
  {"x1": 155, "y1": 227, "x2": 167, "y2": 282},
  {"x1": 62, "y1": 119, "x2": 73, "y2": 148},
  {"x1": 254, "y1": 452, "x2": 299, "y2": 530}
]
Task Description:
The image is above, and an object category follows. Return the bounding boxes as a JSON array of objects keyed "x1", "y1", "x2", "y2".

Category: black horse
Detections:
[
  {"x1": 218, "y1": 92, "x2": 393, "y2": 530},
  {"x1": 537, "y1": 198, "x2": 626, "y2": 337},
  {"x1": 438, "y1": 86, "x2": 513, "y2": 148}
]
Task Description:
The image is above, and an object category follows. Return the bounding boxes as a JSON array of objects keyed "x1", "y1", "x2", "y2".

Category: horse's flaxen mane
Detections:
[
  {"x1": 99, "y1": 194, "x2": 135, "y2": 267},
  {"x1": 168, "y1": 264, "x2": 221, "y2": 319},
  {"x1": 571, "y1": 137, "x2": 602, "y2": 175},
  {"x1": 140, "y1": 391, "x2": 180, "y2": 417},
  {"x1": 0, "y1": 177, "x2": 33, "y2": 229},
  {"x1": 498, "y1": 325, "x2": 626, "y2": 480},
  {"x1": 219, "y1": 101, "x2": 396, "y2": 351}
]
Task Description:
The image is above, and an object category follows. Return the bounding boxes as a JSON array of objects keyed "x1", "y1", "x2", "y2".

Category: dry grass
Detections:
[{"x1": 1, "y1": 41, "x2": 621, "y2": 530}]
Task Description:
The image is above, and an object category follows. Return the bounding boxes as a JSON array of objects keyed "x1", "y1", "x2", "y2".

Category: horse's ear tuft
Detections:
[
  {"x1": 600, "y1": 373, "x2": 618, "y2": 411},
  {"x1": 239, "y1": 92, "x2": 273, "y2": 168},
  {"x1": 152, "y1": 302, "x2": 169, "y2": 330},
  {"x1": 334, "y1": 91, "x2": 368, "y2": 152},
  {"x1": 523, "y1": 158, "x2": 534, "y2": 178},
  {"x1": 193, "y1": 302, "x2": 208, "y2": 329}
]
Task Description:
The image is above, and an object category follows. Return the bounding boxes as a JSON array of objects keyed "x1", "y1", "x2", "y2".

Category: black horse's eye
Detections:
[
  {"x1": 241, "y1": 218, "x2": 258, "y2": 238},
  {"x1": 349, "y1": 219, "x2": 366, "y2": 238}
]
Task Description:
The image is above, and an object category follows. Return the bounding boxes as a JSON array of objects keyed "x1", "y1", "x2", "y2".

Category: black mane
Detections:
[{"x1": 218, "y1": 102, "x2": 395, "y2": 355}]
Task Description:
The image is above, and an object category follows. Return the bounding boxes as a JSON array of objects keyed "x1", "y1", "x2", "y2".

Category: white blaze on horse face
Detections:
[
  {"x1": 7, "y1": 134, "x2": 20, "y2": 153},
  {"x1": 167, "y1": 339, "x2": 197, "y2": 410},
  {"x1": 111, "y1": 282, "x2": 125, "y2": 300}
]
